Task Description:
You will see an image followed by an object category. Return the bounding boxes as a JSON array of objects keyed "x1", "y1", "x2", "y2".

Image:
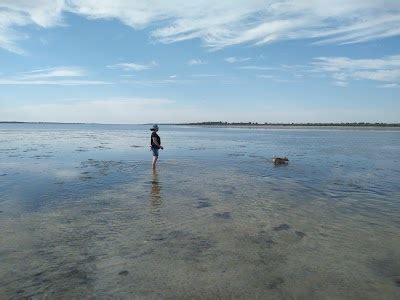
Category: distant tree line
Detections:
[
  {"x1": 1, "y1": 121, "x2": 399, "y2": 127},
  {"x1": 181, "y1": 121, "x2": 400, "y2": 127}
]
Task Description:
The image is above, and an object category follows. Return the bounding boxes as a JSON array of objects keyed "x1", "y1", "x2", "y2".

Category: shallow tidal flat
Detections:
[{"x1": 0, "y1": 124, "x2": 399, "y2": 299}]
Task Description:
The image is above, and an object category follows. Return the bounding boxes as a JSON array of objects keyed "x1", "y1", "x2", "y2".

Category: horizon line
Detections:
[{"x1": 1, "y1": 121, "x2": 399, "y2": 126}]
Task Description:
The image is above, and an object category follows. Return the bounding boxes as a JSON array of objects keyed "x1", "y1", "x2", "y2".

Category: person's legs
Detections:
[
  {"x1": 151, "y1": 147, "x2": 159, "y2": 169},
  {"x1": 152, "y1": 155, "x2": 158, "y2": 169}
]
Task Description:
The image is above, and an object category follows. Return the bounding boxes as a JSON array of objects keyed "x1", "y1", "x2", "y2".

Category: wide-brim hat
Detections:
[{"x1": 150, "y1": 124, "x2": 159, "y2": 131}]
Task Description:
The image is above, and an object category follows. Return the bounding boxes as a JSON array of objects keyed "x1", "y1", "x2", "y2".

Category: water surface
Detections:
[{"x1": 1, "y1": 124, "x2": 399, "y2": 298}]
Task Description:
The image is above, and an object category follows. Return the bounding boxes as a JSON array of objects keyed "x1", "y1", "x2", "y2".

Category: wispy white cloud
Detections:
[
  {"x1": 191, "y1": 74, "x2": 217, "y2": 77},
  {"x1": 352, "y1": 70, "x2": 400, "y2": 82},
  {"x1": 20, "y1": 67, "x2": 86, "y2": 79},
  {"x1": 187, "y1": 59, "x2": 206, "y2": 66},
  {"x1": 2, "y1": 1, "x2": 400, "y2": 53},
  {"x1": 0, "y1": 0, "x2": 65, "y2": 54},
  {"x1": 313, "y1": 54, "x2": 400, "y2": 86},
  {"x1": 313, "y1": 55, "x2": 400, "y2": 72},
  {"x1": 257, "y1": 74, "x2": 275, "y2": 79},
  {"x1": 237, "y1": 65, "x2": 276, "y2": 71},
  {"x1": 225, "y1": 57, "x2": 251, "y2": 63},
  {"x1": 121, "y1": 78, "x2": 194, "y2": 85},
  {"x1": 380, "y1": 83, "x2": 399, "y2": 88},
  {"x1": 257, "y1": 74, "x2": 297, "y2": 83},
  {"x1": 0, "y1": 66, "x2": 108, "y2": 85},
  {"x1": 334, "y1": 81, "x2": 348, "y2": 87},
  {"x1": 0, "y1": 79, "x2": 110, "y2": 85},
  {"x1": 107, "y1": 61, "x2": 157, "y2": 71},
  {"x1": 247, "y1": 55, "x2": 400, "y2": 86}
]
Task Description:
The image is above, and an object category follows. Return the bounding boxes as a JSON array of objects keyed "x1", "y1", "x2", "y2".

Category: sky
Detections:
[{"x1": 0, "y1": 0, "x2": 399, "y2": 124}]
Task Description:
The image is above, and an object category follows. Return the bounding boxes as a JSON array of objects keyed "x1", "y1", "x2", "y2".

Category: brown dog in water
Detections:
[{"x1": 272, "y1": 156, "x2": 289, "y2": 164}]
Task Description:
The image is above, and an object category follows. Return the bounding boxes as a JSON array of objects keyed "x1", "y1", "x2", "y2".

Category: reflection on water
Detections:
[
  {"x1": 0, "y1": 124, "x2": 399, "y2": 299},
  {"x1": 150, "y1": 169, "x2": 162, "y2": 208}
]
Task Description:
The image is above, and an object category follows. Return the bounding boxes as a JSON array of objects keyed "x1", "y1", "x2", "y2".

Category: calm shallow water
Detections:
[{"x1": 0, "y1": 124, "x2": 399, "y2": 299}]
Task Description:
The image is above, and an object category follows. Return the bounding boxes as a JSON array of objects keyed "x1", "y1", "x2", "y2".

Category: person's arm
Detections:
[{"x1": 152, "y1": 137, "x2": 163, "y2": 149}]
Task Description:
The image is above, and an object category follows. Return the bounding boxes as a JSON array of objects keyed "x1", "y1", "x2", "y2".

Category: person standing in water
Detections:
[{"x1": 150, "y1": 124, "x2": 163, "y2": 169}]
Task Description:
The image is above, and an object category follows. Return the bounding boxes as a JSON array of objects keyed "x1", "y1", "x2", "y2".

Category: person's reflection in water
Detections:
[{"x1": 150, "y1": 168, "x2": 162, "y2": 208}]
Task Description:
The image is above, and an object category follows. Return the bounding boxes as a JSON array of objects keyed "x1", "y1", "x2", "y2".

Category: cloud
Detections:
[
  {"x1": 334, "y1": 81, "x2": 348, "y2": 87},
  {"x1": 0, "y1": 0, "x2": 65, "y2": 54},
  {"x1": 107, "y1": 61, "x2": 157, "y2": 71},
  {"x1": 187, "y1": 59, "x2": 206, "y2": 66},
  {"x1": 225, "y1": 57, "x2": 251, "y2": 63},
  {"x1": 237, "y1": 65, "x2": 276, "y2": 70},
  {"x1": 352, "y1": 70, "x2": 400, "y2": 82},
  {"x1": 0, "y1": 66, "x2": 109, "y2": 85},
  {"x1": 2, "y1": 1, "x2": 400, "y2": 53},
  {"x1": 313, "y1": 55, "x2": 400, "y2": 72},
  {"x1": 257, "y1": 74, "x2": 275, "y2": 79},
  {"x1": 257, "y1": 74, "x2": 296, "y2": 83},
  {"x1": 380, "y1": 83, "x2": 399, "y2": 88},
  {"x1": 0, "y1": 79, "x2": 110, "y2": 85},
  {"x1": 20, "y1": 67, "x2": 86, "y2": 79},
  {"x1": 313, "y1": 54, "x2": 400, "y2": 85},
  {"x1": 191, "y1": 74, "x2": 217, "y2": 77},
  {"x1": 121, "y1": 78, "x2": 193, "y2": 85}
]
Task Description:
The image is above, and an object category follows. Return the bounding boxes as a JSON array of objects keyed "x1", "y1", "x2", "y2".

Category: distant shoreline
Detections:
[
  {"x1": 0, "y1": 121, "x2": 88, "y2": 125},
  {"x1": 1, "y1": 121, "x2": 399, "y2": 128},
  {"x1": 175, "y1": 122, "x2": 400, "y2": 128}
]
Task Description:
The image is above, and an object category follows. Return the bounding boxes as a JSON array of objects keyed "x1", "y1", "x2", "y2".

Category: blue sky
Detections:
[{"x1": 0, "y1": 0, "x2": 399, "y2": 123}]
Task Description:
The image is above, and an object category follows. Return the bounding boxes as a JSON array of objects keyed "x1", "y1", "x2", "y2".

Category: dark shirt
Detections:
[{"x1": 151, "y1": 131, "x2": 161, "y2": 149}]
